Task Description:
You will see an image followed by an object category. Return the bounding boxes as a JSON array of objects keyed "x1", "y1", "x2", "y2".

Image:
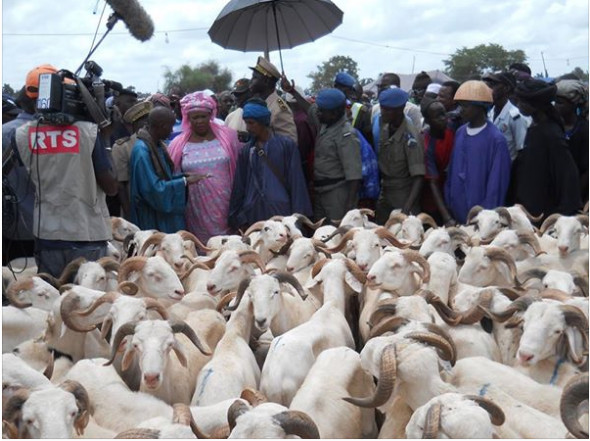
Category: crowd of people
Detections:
[{"x1": 2, "y1": 57, "x2": 588, "y2": 275}]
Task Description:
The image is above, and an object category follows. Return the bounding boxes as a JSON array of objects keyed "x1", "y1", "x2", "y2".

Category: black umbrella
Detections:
[{"x1": 208, "y1": 0, "x2": 343, "y2": 72}]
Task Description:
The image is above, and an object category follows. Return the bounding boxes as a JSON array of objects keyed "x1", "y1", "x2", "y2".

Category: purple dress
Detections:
[{"x1": 181, "y1": 140, "x2": 232, "y2": 242}]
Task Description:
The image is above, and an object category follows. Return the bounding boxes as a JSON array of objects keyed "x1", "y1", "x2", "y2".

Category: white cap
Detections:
[{"x1": 426, "y1": 83, "x2": 442, "y2": 95}]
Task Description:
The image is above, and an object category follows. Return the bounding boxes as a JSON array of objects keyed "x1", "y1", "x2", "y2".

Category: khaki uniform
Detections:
[
  {"x1": 112, "y1": 133, "x2": 137, "y2": 182},
  {"x1": 266, "y1": 91, "x2": 298, "y2": 143},
  {"x1": 313, "y1": 115, "x2": 362, "y2": 222},
  {"x1": 376, "y1": 117, "x2": 425, "y2": 224}
]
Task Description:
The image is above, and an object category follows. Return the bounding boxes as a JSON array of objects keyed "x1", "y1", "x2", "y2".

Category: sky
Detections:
[{"x1": 2, "y1": 0, "x2": 589, "y2": 95}]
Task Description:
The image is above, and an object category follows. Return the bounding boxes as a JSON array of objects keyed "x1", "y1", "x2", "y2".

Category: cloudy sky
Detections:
[{"x1": 2, "y1": 0, "x2": 588, "y2": 95}]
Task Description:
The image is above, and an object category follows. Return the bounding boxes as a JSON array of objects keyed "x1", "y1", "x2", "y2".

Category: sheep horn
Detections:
[
  {"x1": 73, "y1": 291, "x2": 120, "y2": 318},
  {"x1": 384, "y1": 212, "x2": 408, "y2": 230},
  {"x1": 539, "y1": 213, "x2": 562, "y2": 235},
  {"x1": 97, "y1": 256, "x2": 120, "y2": 273},
  {"x1": 238, "y1": 250, "x2": 266, "y2": 272},
  {"x1": 311, "y1": 239, "x2": 333, "y2": 257},
  {"x1": 419, "y1": 289, "x2": 462, "y2": 326},
  {"x1": 573, "y1": 275, "x2": 589, "y2": 297},
  {"x1": 464, "y1": 395, "x2": 506, "y2": 426},
  {"x1": 321, "y1": 224, "x2": 354, "y2": 244},
  {"x1": 118, "y1": 281, "x2": 139, "y2": 296},
  {"x1": 514, "y1": 204, "x2": 544, "y2": 223},
  {"x1": 517, "y1": 232, "x2": 544, "y2": 256},
  {"x1": 179, "y1": 261, "x2": 211, "y2": 282},
  {"x1": 2, "y1": 387, "x2": 30, "y2": 426},
  {"x1": 484, "y1": 247, "x2": 521, "y2": 286},
  {"x1": 561, "y1": 305, "x2": 589, "y2": 351},
  {"x1": 368, "y1": 300, "x2": 398, "y2": 328},
  {"x1": 36, "y1": 272, "x2": 61, "y2": 289},
  {"x1": 272, "y1": 272, "x2": 307, "y2": 300},
  {"x1": 343, "y1": 343, "x2": 396, "y2": 408},
  {"x1": 43, "y1": 350, "x2": 54, "y2": 380},
  {"x1": 57, "y1": 257, "x2": 87, "y2": 285},
  {"x1": 273, "y1": 410, "x2": 320, "y2": 439},
  {"x1": 369, "y1": 317, "x2": 410, "y2": 339},
  {"x1": 344, "y1": 258, "x2": 367, "y2": 284},
  {"x1": 417, "y1": 213, "x2": 438, "y2": 229},
  {"x1": 143, "y1": 298, "x2": 169, "y2": 320},
  {"x1": 293, "y1": 213, "x2": 326, "y2": 230},
  {"x1": 403, "y1": 250, "x2": 431, "y2": 283},
  {"x1": 179, "y1": 230, "x2": 213, "y2": 253},
  {"x1": 243, "y1": 221, "x2": 266, "y2": 237},
  {"x1": 406, "y1": 331, "x2": 456, "y2": 365},
  {"x1": 327, "y1": 228, "x2": 357, "y2": 253},
  {"x1": 539, "y1": 289, "x2": 572, "y2": 302},
  {"x1": 227, "y1": 400, "x2": 250, "y2": 431},
  {"x1": 457, "y1": 289, "x2": 495, "y2": 325},
  {"x1": 447, "y1": 227, "x2": 471, "y2": 246},
  {"x1": 422, "y1": 402, "x2": 441, "y2": 438},
  {"x1": 59, "y1": 283, "x2": 75, "y2": 294},
  {"x1": 466, "y1": 205, "x2": 484, "y2": 225},
  {"x1": 117, "y1": 257, "x2": 148, "y2": 283},
  {"x1": 269, "y1": 239, "x2": 293, "y2": 257},
  {"x1": 59, "y1": 380, "x2": 90, "y2": 435},
  {"x1": 240, "y1": 388, "x2": 267, "y2": 407},
  {"x1": 225, "y1": 277, "x2": 251, "y2": 312},
  {"x1": 60, "y1": 292, "x2": 97, "y2": 333},
  {"x1": 115, "y1": 428, "x2": 161, "y2": 438},
  {"x1": 310, "y1": 258, "x2": 330, "y2": 279},
  {"x1": 494, "y1": 207, "x2": 512, "y2": 226},
  {"x1": 104, "y1": 322, "x2": 137, "y2": 366},
  {"x1": 560, "y1": 373, "x2": 589, "y2": 439},
  {"x1": 423, "y1": 323, "x2": 458, "y2": 365},
  {"x1": 4, "y1": 279, "x2": 34, "y2": 308},
  {"x1": 169, "y1": 319, "x2": 212, "y2": 356},
  {"x1": 217, "y1": 292, "x2": 237, "y2": 312},
  {"x1": 172, "y1": 403, "x2": 209, "y2": 439},
  {"x1": 360, "y1": 208, "x2": 375, "y2": 217},
  {"x1": 138, "y1": 232, "x2": 165, "y2": 256},
  {"x1": 123, "y1": 233, "x2": 136, "y2": 256},
  {"x1": 478, "y1": 295, "x2": 538, "y2": 322},
  {"x1": 200, "y1": 253, "x2": 220, "y2": 270},
  {"x1": 375, "y1": 227, "x2": 411, "y2": 249},
  {"x1": 576, "y1": 215, "x2": 589, "y2": 229},
  {"x1": 520, "y1": 268, "x2": 547, "y2": 283}
]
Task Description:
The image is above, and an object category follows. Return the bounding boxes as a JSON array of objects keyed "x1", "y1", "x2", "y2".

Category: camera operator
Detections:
[{"x1": 7, "y1": 66, "x2": 118, "y2": 278}]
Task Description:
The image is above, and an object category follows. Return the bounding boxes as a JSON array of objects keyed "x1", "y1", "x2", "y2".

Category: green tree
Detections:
[
  {"x1": 3, "y1": 83, "x2": 16, "y2": 96},
  {"x1": 443, "y1": 43, "x2": 527, "y2": 83},
  {"x1": 162, "y1": 61, "x2": 232, "y2": 95},
  {"x1": 569, "y1": 67, "x2": 589, "y2": 82},
  {"x1": 307, "y1": 55, "x2": 359, "y2": 93}
]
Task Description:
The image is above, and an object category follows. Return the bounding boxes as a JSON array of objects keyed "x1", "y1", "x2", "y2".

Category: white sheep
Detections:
[
  {"x1": 539, "y1": 213, "x2": 589, "y2": 256},
  {"x1": 138, "y1": 230, "x2": 212, "y2": 273},
  {"x1": 384, "y1": 212, "x2": 438, "y2": 246},
  {"x1": 242, "y1": 220, "x2": 290, "y2": 264},
  {"x1": 458, "y1": 246, "x2": 521, "y2": 288},
  {"x1": 465, "y1": 205, "x2": 513, "y2": 242},
  {"x1": 490, "y1": 229, "x2": 544, "y2": 261},
  {"x1": 419, "y1": 226, "x2": 470, "y2": 258},
  {"x1": 284, "y1": 237, "x2": 331, "y2": 285},
  {"x1": 366, "y1": 249, "x2": 430, "y2": 295},
  {"x1": 205, "y1": 250, "x2": 265, "y2": 296}
]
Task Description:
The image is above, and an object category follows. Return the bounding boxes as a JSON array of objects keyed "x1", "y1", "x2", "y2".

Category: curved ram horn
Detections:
[
  {"x1": 60, "y1": 292, "x2": 99, "y2": 333},
  {"x1": 321, "y1": 224, "x2": 354, "y2": 244},
  {"x1": 478, "y1": 295, "x2": 538, "y2": 323},
  {"x1": 575, "y1": 214, "x2": 589, "y2": 229},
  {"x1": 272, "y1": 272, "x2": 307, "y2": 300},
  {"x1": 422, "y1": 402, "x2": 441, "y2": 438},
  {"x1": 143, "y1": 298, "x2": 169, "y2": 320},
  {"x1": 327, "y1": 229, "x2": 357, "y2": 253},
  {"x1": 118, "y1": 281, "x2": 139, "y2": 296},
  {"x1": 464, "y1": 395, "x2": 506, "y2": 426},
  {"x1": 240, "y1": 388, "x2": 268, "y2": 407},
  {"x1": 343, "y1": 343, "x2": 396, "y2": 408},
  {"x1": 104, "y1": 322, "x2": 137, "y2": 366},
  {"x1": 216, "y1": 292, "x2": 237, "y2": 313},
  {"x1": 419, "y1": 289, "x2": 462, "y2": 326},
  {"x1": 457, "y1": 289, "x2": 495, "y2": 325},
  {"x1": 423, "y1": 323, "x2": 458, "y2": 365},
  {"x1": 4, "y1": 279, "x2": 34, "y2": 308},
  {"x1": 375, "y1": 227, "x2": 411, "y2": 249},
  {"x1": 293, "y1": 213, "x2": 325, "y2": 230},
  {"x1": 405, "y1": 331, "x2": 456, "y2": 365},
  {"x1": 169, "y1": 320, "x2": 212, "y2": 356},
  {"x1": 368, "y1": 300, "x2": 398, "y2": 329},
  {"x1": 384, "y1": 212, "x2": 408, "y2": 230},
  {"x1": 2, "y1": 387, "x2": 31, "y2": 428},
  {"x1": 59, "y1": 380, "x2": 90, "y2": 436},
  {"x1": 539, "y1": 289, "x2": 572, "y2": 302},
  {"x1": 466, "y1": 205, "x2": 484, "y2": 225},
  {"x1": 173, "y1": 403, "x2": 209, "y2": 439},
  {"x1": 179, "y1": 261, "x2": 211, "y2": 282},
  {"x1": 360, "y1": 208, "x2": 375, "y2": 218},
  {"x1": 517, "y1": 232, "x2": 544, "y2": 256},
  {"x1": 344, "y1": 258, "x2": 367, "y2": 284},
  {"x1": 117, "y1": 257, "x2": 148, "y2": 283},
  {"x1": 138, "y1": 232, "x2": 165, "y2": 256},
  {"x1": 520, "y1": 268, "x2": 547, "y2": 283},
  {"x1": 561, "y1": 305, "x2": 589, "y2": 352},
  {"x1": 97, "y1": 256, "x2": 120, "y2": 273},
  {"x1": 494, "y1": 207, "x2": 512, "y2": 226},
  {"x1": 369, "y1": 317, "x2": 410, "y2": 339},
  {"x1": 58, "y1": 257, "x2": 87, "y2": 285},
  {"x1": 560, "y1": 373, "x2": 589, "y2": 439},
  {"x1": 178, "y1": 230, "x2": 213, "y2": 253},
  {"x1": 273, "y1": 410, "x2": 320, "y2": 439},
  {"x1": 227, "y1": 399, "x2": 250, "y2": 431},
  {"x1": 572, "y1": 275, "x2": 589, "y2": 297},
  {"x1": 539, "y1": 213, "x2": 562, "y2": 235},
  {"x1": 484, "y1": 247, "x2": 521, "y2": 286},
  {"x1": 311, "y1": 239, "x2": 333, "y2": 257},
  {"x1": 225, "y1": 278, "x2": 251, "y2": 312},
  {"x1": 36, "y1": 272, "x2": 61, "y2": 289},
  {"x1": 269, "y1": 239, "x2": 293, "y2": 257},
  {"x1": 59, "y1": 283, "x2": 75, "y2": 294},
  {"x1": 238, "y1": 250, "x2": 266, "y2": 272},
  {"x1": 310, "y1": 258, "x2": 330, "y2": 279},
  {"x1": 73, "y1": 291, "x2": 120, "y2": 318},
  {"x1": 514, "y1": 204, "x2": 544, "y2": 222},
  {"x1": 417, "y1": 212, "x2": 438, "y2": 229},
  {"x1": 403, "y1": 250, "x2": 431, "y2": 283},
  {"x1": 243, "y1": 221, "x2": 266, "y2": 238}
]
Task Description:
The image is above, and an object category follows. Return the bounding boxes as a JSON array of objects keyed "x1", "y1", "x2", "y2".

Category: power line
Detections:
[
  {"x1": 2, "y1": 27, "x2": 209, "y2": 36},
  {"x1": 330, "y1": 35, "x2": 451, "y2": 56}
]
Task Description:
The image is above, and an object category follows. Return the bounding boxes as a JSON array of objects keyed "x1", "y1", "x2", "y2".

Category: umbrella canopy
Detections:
[{"x1": 209, "y1": 0, "x2": 343, "y2": 70}]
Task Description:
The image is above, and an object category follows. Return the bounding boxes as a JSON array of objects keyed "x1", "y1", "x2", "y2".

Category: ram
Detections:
[
  {"x1": 270, "y1": 213, "x2": 324, "y2": 239},
  {"x1": 520, "y1": 268, "x2": 588, "y2": 297},
  {"x1": 38, "y1": 257, "x2": 120, "y2": 292},
  {"x1": 384, "y1": 212, "x2": 438, "y2": 246},
  {"x1": 284, "y1": 237, "x2": 332, "y2": 285},
  {"x1": 242, "y1": 220, "x2": 290, "y2": 264},
  {"x1": 339, "y1": 208, "x2": 376, "y2": 228},
  {"x1": 205, "y1": 250, "x2": 265, "y2": 297},
  {"x1": 465, "y1": 205, "x2": 513, "y2": 242},
  {"x1": 138, "y1": 230, "x2": 212, "y2": 273},
  {"x1": 419, "y1": 226, "x2": 470, "y2": 258},
  {"x1": 560, "y1": 372, "x2": 589, "y2": 439},
  {"x1": 489, "y1": 230, "x2": 544, "y2": 262},
  {"x1": 538, "y1": 214, "x2": 589, "y2": 256},
  {"x1": 458, "y1": 246, "x2": 521, "y2": 288}
]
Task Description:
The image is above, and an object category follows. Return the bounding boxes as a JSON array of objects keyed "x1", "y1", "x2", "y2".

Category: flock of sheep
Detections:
[{"x1": 2, "y1": 204, "x2": 589, "y2": 439}]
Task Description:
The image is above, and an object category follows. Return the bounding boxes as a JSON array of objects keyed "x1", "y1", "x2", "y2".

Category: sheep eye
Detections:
[
  {"x1": 273, "y1": 290, "x2": 279, "y2": 296},
  {"x1": 264, "y1": 227, "x2": 270, "y2": 232},
  {"x1": 25, "y1": 419, "x2": 34, "y2": 425},
  {"x1": 70, "y1": 410, "x2": 77, "y2": 418}
]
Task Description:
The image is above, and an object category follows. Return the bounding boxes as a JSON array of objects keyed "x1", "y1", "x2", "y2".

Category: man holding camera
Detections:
[{"x1": 9, "y1": 66, "x2": 118, "y2": 278}]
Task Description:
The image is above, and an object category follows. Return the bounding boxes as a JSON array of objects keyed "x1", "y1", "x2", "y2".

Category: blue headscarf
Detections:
[{"x1": 243, "y1": 101, "x2": 271, "y2": 126}]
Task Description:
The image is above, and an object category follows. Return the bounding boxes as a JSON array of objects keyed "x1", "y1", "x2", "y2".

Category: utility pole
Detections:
[
  {"x1": 411, "y1": 55, "x2": 416, "y2": 74},
  {"x1": 541, "y1": 52, "x2": 549, "y2": 77}
]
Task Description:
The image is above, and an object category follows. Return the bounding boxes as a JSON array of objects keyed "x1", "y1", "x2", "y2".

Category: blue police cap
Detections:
[
  {"x1": 379, "y1": 87, "x2": 409, "y2": 108},
  {"x1": 316, "y1": 88, "x2": 346, "y2": 110},
  {"x1": 334, "y1": 72, "x2": 355, "y2": 88}
]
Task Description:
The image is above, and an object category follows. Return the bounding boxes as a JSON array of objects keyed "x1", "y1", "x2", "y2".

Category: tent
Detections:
[{"x1": 363, "y1": 69, "x2": 455, "y2": 95}]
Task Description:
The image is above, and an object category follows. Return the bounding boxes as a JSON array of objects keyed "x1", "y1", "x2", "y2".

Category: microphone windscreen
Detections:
[{"x1": 105, "y1": 0, "x2": 154, "y2": 41}]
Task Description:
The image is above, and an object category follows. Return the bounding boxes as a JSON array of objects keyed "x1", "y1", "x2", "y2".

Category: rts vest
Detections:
[{"x1": 15, "y1": 120, "x2": 112, "y2": 242}]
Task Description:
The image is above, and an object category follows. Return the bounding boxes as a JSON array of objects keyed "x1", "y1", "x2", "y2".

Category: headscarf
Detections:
[
  {"x1": 515, "y1": 78, "x2": 557, "y2": 106},
  {"x1": 243, "y1": 101, "x2": 271, "y2": 126},
  {"x1": 168, "y1": 91, "x2": 239, "y2": 176},
  {"x1": 556, "y1": 79, "x2": 589, "y2": 118}
]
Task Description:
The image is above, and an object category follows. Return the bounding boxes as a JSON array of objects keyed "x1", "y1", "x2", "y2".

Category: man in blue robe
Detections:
[
  {"x1": 228, "y1": 99, "x2": 312, "y2": 230},
  {"x1": 444, "y1": 81, "x2": 511, "y2": 224},
  {"x1": 129, "y1": 107, "x2": 201, "y2": 232}
]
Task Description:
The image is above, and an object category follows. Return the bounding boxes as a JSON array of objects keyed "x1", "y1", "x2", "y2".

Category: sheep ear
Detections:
[
  {"x1": 121, "y1": 346, "x2": 135, "y2": 371},
  {"x1": 172, "y1": 340, "x2": 188, "y2": 368},
  {"x1": 344, "y1": 271, "x2": 363, "y2": 293},
  {"x1": 564, "y1": 327, "x2": 586, "y2": 365}
]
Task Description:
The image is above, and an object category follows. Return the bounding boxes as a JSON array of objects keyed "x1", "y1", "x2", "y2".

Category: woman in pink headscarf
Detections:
[{"x1": 168, "y1": 91, "x2": 240, "y2": 242}]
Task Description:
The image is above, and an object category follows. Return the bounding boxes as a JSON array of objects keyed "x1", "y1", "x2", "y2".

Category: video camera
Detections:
[{"x1": 36, "y1": 60, "x2": 123, "y2": 128}]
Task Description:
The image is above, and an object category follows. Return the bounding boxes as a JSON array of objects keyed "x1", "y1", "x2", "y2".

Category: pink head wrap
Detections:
[{"x1": 168, "y1": 91, "x2": 240, "y2": 177}]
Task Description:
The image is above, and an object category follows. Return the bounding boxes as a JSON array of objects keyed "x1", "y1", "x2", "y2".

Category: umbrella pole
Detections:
[{"x1": 271, "y1": 1, "x2": 284, "y2": 73}]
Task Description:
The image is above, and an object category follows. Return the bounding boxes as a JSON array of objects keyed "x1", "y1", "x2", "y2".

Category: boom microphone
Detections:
[{"x1": 105, "y1": 0, "x2": 154, "y2": 42}]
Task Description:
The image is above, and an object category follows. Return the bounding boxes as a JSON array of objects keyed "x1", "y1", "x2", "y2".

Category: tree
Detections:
[
  {"x1": 3, "y1": 83, "x2": 16, "y2": 96},
  {"x1": 307, "y1": 55, "x2": 359, "y2": 93},
  {"x1": 443, "y1": 43, "x2": 527, "y2": 83},
  {"x1": 359, "y1": 78, "x2": 374, "y2": 87},
  {"x1": 569, "y1": 67, "x2": 589, "y2": 82},
  {"x1": 162, "y1": 61, "x2": 232, "y2": 95}
]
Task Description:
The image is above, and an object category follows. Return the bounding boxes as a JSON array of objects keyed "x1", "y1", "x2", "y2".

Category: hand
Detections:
[
  {"x1": 185, "y1": 173, "x2": 211, "y2": 185},
  {"x1": 280, "y1": 74, "x2": 295, "y2": 94}
]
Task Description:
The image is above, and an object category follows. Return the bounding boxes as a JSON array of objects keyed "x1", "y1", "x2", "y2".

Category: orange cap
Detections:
[{"x1": 25, "y1": 64, "x2": 58, "y2": 98}]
